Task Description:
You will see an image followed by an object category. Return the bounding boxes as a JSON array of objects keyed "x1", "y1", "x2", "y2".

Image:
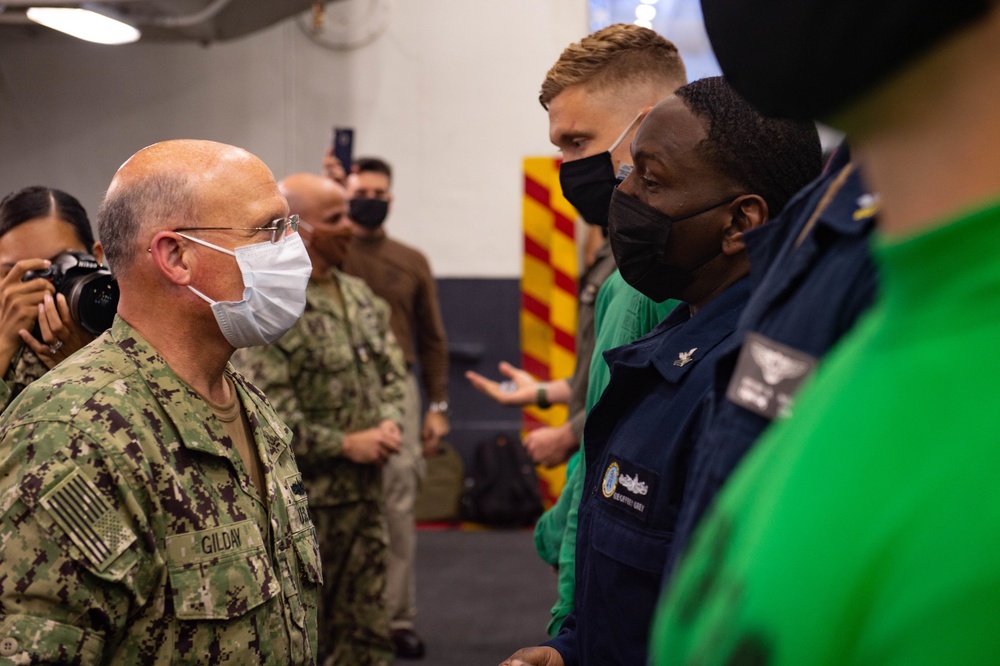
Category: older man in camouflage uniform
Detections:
[
  {"x1": 235, "y1": 172, "x2": 406, "y2": 666},
  {"x1": 0, "y1": 140, "x2": 322, "y2": 663}
]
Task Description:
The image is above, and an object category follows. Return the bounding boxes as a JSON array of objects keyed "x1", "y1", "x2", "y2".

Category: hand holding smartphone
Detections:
[{"x1": 333, "y1": 127, "x2": 354, "y2": 172}]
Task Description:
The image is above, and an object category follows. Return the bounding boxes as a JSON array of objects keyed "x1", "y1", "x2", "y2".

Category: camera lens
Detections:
[{"x1": 63, "y1": 272, "x2": 119, "y2": 335}]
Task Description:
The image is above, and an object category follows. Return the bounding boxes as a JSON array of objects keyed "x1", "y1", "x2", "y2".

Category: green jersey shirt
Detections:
[
  {"x1": 537, "y1": 268, "x2": 678, "y2": 635},
  {"x1": 652, "y1": 200, "x2": 1000, "y2": 664}
]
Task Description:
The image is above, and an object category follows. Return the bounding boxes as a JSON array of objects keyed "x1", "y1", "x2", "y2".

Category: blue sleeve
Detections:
[{"x1": 542, "y1": 608, "x2": 578, "y2": 665}]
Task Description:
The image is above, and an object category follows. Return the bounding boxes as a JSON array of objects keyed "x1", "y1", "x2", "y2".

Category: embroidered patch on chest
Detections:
[
  {"x1": 599, "y1": 455, "x2": 658, "y2": 521},
  {"x1": 283, "y1": 472, "x2": 313, "y2": 535}
]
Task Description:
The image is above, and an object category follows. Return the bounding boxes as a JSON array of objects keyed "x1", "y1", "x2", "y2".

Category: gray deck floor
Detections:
[{"x1": 396, "y1": 528, "x2": 556, "y2": 666}]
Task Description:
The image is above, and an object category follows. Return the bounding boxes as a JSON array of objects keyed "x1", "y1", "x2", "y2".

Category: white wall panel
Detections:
[{"x1": 0, "y1": 0, "x2": 588, "y2": 276}]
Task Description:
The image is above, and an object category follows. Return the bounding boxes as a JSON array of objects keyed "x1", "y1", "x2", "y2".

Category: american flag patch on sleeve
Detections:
[{"x1": 40, "y1": 468, "x2": 136, "y2": 572}]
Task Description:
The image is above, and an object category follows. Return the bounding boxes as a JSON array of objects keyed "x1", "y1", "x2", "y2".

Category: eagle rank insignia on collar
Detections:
[{"x1": 674, "y1": 348, "x2": 697, "y2": 367}]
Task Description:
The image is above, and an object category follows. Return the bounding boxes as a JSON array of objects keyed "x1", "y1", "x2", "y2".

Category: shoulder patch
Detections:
[{"x1": 39, "y1": 468, "x2": 136, "y2": 572}]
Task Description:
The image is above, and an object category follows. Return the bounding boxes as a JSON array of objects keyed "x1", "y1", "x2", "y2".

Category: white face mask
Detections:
[{"x1": 179, "y1": 232, "x2": 313, "y2": 348}]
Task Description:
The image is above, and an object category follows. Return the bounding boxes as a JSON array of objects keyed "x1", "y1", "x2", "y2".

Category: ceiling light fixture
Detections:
[
  {"x1": 26, "y1": 5, "x2": 140, "y2": 44},
  {"x1": 635, "y1": 4, "x2": 657, "y2": 21}
]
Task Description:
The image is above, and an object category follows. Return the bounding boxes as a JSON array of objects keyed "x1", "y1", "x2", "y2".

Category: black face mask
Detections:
[
  {"x1": 701, "y1": 0, "x2": 991, "y2": 121},
  {"x1": 559, "y1": 152, "x2": 619, "y2": 228},
  {"x1": 608, "y1": 188, "x2": 734, "y2": 303},
  {"x1": 557, "y1": 111, "x2": 645, "y2": 227},
  {"x1": 349, "y1": 198, "x2": 389, "y2": 230}
]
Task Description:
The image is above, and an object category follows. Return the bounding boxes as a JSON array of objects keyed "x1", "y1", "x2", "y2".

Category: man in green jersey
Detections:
[
  {"x1": 653, "y1": 1, "x2": 1000, "y2": 664},
  {"x1": 465, "y1": 23, "x2": 686, "y2": 635}
]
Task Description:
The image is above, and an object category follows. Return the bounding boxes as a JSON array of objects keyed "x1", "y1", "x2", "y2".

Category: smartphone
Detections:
[{"x1": 332, "y1": 127, "x2": 354, "y2": 171}]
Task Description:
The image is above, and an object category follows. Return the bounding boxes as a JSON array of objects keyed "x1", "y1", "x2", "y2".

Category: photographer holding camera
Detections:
[{"x1": 0, "y1": 185, "x2": 109, "y2": 409}]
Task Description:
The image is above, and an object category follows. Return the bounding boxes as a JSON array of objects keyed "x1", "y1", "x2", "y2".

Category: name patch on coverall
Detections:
[{"x1": 600, "y1": 455, "x2": 658, "y2": 521}]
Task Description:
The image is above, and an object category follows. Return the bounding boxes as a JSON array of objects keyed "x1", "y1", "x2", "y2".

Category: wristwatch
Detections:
[
  {"x1": 428, "y1": 400, "x2": 449, "y2": 414},
  {"x1": 536, "y1": 383, "x2": 552, "y2": 409}
]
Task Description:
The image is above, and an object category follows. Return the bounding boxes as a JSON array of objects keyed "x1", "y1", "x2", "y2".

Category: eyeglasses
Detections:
[{"x1": 174, "y1": 215, "x2": 300, "y2": 244}]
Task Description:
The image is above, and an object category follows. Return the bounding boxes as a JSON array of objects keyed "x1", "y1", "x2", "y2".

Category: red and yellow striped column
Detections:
[{"x1": 522, "y1": 157, "x2": 578, "y2": 507}]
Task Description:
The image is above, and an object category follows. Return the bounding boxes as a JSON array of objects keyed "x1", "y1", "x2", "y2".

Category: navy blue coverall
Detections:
[
  {"x1": 544, "y1": 277, "x2": 751, "y2": 666},
  {"x1": 665, "y1": 145, "x2": 880, "y2": 578}
]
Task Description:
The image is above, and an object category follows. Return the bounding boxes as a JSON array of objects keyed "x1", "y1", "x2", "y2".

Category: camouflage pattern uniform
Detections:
[
  {"x1": 0, "y1": 317, "x2": 321, "y2": 665},
  {"x1": 0, "y1": 344, "x2": 48, "y2": 411},
  {"x1": 234, "y1": 269, "x2": 406, "y2": 666}
]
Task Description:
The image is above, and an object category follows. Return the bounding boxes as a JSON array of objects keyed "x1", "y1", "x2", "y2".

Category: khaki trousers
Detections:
[{"x1": 382, "y1": 372, "x2": 426, "y2": 629}]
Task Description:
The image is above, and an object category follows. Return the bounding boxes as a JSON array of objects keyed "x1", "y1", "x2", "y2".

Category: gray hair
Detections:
[{"x1": 97, "y1": 173, "x2": 196, "y2": 277}]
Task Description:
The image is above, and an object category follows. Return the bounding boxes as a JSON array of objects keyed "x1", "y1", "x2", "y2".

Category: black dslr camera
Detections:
[{"x1": 22, "y1": 251, "x2": 119, "y2": 336}]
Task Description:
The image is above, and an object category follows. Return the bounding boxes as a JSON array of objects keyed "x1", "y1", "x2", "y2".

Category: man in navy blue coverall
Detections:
[
  {"x1": 501, "y1": 76, "x2": 821, "y2": 666},
  {"x1": 664, "y1": 143, "x2": 879, "y2": 578}
]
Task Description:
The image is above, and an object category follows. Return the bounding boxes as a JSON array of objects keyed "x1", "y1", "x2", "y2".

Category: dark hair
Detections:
[
  {"x1": 353, "y1": 156, "x2": 393, "y2": 184},
  {"x1": 674, "y1": 76, "x2": 822, "y2": 215},
  {"x1": 0, "y1": 185, "x2": 96, "y2": 251}
]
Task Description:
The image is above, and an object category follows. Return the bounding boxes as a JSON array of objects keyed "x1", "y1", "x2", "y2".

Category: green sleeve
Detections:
[
  {"x1": 534, "y1": 450, "x2": 582, "y2": 567},
  {"x1": 546, "y1": 454, "x2": 586, "y2": 636},
  {"x1": 0, "y1": 427, "x2": 147, "y2": 664}
]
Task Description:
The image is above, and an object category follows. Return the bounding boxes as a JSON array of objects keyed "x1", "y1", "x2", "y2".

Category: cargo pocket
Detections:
[
  {"x1": 292, "y1": 525, "x2": 323, "y2": 587},
  {"x1": 314, "y1": 341, "x2": 353, "y2": 374},
  {"x1": 280, "y1": 470, "x2": 323, "y2": 596},
  {"x1": 299, "y1": 344, "x2": 353, "y2": 417},
  {"x1": 586, "y1": 507, "x2": 672, "y2": 663},
  {"x1": 165, "y1": 520, "x2": 279, "y2": 620},
  {"x1": 277, "y1": 525, "x2": 322, "y2": 633}
]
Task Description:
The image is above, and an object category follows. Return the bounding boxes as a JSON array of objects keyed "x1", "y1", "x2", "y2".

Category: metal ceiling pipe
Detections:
[
  {"x1": 0, "y1": 0, "x2": 147, "y2": 5},
  {"x1": 145, "y1": 0, "x2": 231, "y2": 27}
]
